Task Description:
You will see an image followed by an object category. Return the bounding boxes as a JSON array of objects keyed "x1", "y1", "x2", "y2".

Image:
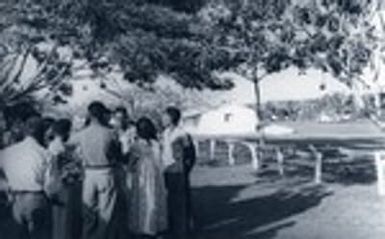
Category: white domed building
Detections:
[{"x1": 183, "y1": 104, "x2": 259, "y2": 135}]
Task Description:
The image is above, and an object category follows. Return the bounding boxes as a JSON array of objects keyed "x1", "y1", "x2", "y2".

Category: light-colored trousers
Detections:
[{"x1": 82, "y1": 169, "x2": 117, "y2": 239}]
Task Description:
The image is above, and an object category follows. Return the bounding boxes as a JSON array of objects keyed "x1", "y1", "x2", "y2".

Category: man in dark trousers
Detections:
[{"x1": 161, "y1": 106, "x2": 196, "y2": 239}]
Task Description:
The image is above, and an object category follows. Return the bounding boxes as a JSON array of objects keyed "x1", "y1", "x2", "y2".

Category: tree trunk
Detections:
[
  {"x1": 351, "y1": 80, "x2": 365, "y2": 115},
  {"x1": 254, "y1": 79, "x2": 261, "y2": 123},
  {"x1": 252, "y1": 68, "x2": 263, "y2": 171},
  {"x1": 375, "y1": 89, "x2": 382, "y2": 117},
  {"x1": 253, "y1": 69, "x2": 261, "y2": 126}
]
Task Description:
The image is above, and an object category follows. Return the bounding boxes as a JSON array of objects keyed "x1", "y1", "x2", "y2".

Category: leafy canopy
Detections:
[
  {"x1": 200, "y1": 0, "x2": 378, "y2": 88},
  {"x1": 0, "y1": 0, "x2": 381, "y2": 107}
]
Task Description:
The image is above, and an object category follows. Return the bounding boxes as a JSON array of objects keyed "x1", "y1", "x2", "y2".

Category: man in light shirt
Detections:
[
  {"x1": 68, "y1": 101, "x2": 121, "y2": 239},
  {"x1": 1, "y1": 116, "x2": 54, "y2": 239},
  {"x1": 161, "y1": 107, "x2": 196, "y2": 239}
]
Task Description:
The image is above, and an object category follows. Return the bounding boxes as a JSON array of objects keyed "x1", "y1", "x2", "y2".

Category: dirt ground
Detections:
[{"x1": 190, "y1": 164, "x2": 385, "y2": 239}]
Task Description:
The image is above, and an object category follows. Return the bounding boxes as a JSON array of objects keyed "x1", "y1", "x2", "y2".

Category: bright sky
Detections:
[{"x1": 223, "y1": 68, "x2": 351, "y2": 104}]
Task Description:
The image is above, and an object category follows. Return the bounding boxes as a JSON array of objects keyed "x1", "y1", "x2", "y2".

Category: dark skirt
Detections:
[
  {"x1": 164, "y1": 171, "x2": 193, "y2": 239},
  {"x1": 52, "y1": 183, "x2": 82, "y2": 239}
]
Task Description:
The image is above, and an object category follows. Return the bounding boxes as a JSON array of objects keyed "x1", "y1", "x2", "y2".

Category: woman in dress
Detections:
[
  {"x1": 110, "y1": 107, "x2": 137, "y2": 238},
  {"x1": 128, "y1": 117, "x2": 168, "y2": 239}
]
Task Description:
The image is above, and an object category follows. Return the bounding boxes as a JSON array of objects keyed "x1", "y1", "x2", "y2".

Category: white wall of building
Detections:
[{"x1": 186, "y1": 104, "x2": 258, "y2": 135}]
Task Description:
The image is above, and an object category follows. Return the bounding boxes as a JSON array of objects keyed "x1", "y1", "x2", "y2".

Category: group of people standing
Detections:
[{"x1": 0, "y1": 101, "x2": 196, "y2": 239}]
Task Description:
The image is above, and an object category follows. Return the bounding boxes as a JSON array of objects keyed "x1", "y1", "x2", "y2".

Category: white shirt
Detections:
[
  {"x1": 119, "y1": 127, "x2": 136, "y2": 155},
  {"x1": 1, "y1": 137, "x2": 51, "y2": 191},
  {"x1": 161, "y1": 125, "x2": 186, "y2": 168}
]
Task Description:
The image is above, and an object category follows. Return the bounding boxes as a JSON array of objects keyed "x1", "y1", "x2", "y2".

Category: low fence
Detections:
[{"x1": 192, "y1": 135, "x2": 383, "y2": 194}]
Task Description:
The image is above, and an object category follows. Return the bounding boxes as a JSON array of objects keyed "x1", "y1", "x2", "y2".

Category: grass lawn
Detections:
[{"x1": 191, "y1": 164, "x2": 385, "y2": 239}]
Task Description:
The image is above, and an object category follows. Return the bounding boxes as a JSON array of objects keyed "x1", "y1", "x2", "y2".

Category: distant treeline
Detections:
[{"x1": 258, "y1": 93, "x2": 378, "y2": 121}]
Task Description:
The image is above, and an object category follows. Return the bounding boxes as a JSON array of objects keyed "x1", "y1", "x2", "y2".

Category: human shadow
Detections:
[
  {"x1": 322, "y1": 157, "x2": 376, "y2": 185},
  {"x1": 192, "y1": 183, "x2": 332, "y2": 239}
]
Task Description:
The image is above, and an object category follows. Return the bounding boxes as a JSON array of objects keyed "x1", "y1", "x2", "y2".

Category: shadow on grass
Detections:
[
  {"x1": 323, "y1": 151, "x2": 376, "y2": 185},
  {"x1": 192, "y1": 183, "x2": 332, "y2": 239},
  {"x1": 256, "y1": 151, "x2": 377, "y2": 186},
  {"x1": 198, "y1": 140, "x2": 378, "y2": 187}
]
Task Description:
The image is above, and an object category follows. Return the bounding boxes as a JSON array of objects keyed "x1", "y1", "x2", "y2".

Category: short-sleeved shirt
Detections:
[
  {"x1": 1, "y1": 137, "x2": 51, "y2": 191},
  {"x1": 161, "y1": 126, "x2": 188, "y2": 169},
  {"x1": 69, "y1": 123, "x2": 118, "y2": 167}
]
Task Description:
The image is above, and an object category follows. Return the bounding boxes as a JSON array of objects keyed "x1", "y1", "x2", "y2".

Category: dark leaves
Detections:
[
  {"x1": 264, "y1": 48, "x2": 291, "y2": 73},
  {"x1": 327, "y1": 53, "x2": 343, "y2": 77},
  {"x1": 57, "y1": 83, "x2": 73, "y2": 96}
]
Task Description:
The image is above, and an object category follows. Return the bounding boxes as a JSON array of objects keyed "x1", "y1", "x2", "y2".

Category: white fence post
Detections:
[
  {"x1": 309, "y1": 145, "x2": 323, "y2": 184},
  {"x1": 251, "y1": 144, "x2": 258, "y2": 170},
  {"x1": 276, "y1": 147, "x2": 284, "y2": 177},
  {"x1": 227, "y1": 141, "x2": 235, "y2": 166},
  {"x1": 193, "y1": 139, "x2": 200, "y2": 159},
  {"x1": 314, "y1": 151, "x2": 323, "y2": 184},
  {"x1": 242, "y1": 142, "x2": 258, "y2": 171},
  {"x1": 374, "y1": 151, "x2": 385, "y2": 196},
  {"x1": 209, "y1": 139, "x2": 216, "y2": 161}
]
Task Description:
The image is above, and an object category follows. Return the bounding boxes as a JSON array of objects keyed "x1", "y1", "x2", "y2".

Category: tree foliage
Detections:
[
  {"x1": 195, "y1": 0, "x2": 380, "y2": 119},
  {"x1": 202, "y1": 0, "x2": 378, "y2": 82},
  {"x1": 0, "y1": 0, "x2": 234, "y2": 106},
  {"x1": 0, "y1": 0, "x2": 382, "y2": 111}
]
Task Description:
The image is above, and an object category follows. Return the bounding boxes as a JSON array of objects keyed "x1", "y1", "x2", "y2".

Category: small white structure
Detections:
[
  {"x1": 184, "y1": 104, "x2": 258, "y2": 135},
  {"x1": 182, "y1": 104, "x2": 259, "y2": 168},
  {"x1": 261, "y1": 124, "x2": 295, "y2": 136},
  {"x1": 182, "y1": 104, "x2": 294, "y2": 170},
  {"x1": 375, "y1": 151, "x2": 385, "y2": 196}
]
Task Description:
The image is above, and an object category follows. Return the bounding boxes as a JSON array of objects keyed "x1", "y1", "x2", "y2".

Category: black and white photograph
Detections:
[{"x1": 2, "y1": 0, "x2": 385, "y2": 239}]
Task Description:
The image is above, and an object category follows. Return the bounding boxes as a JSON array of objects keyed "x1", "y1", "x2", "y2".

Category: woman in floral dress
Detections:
[{"x1": 128, "y1": 117, "x2": 168, "y2": 239}]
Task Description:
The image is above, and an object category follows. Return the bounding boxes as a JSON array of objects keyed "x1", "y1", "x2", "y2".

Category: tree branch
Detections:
[
  {"x1": 0, "y1": 54, "x2": 19, "y2": 92},
  {"x1": 15, "y1": 44, "x2": 60, "y2": 96},
  {"x1": 9, "y1": 65, "x2": 69, "y2": 103},
  {"x1": 10, "y1": 46, "x2": 32, "y2": 84}
]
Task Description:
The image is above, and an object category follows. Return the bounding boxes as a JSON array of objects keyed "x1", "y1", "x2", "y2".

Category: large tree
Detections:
[
  {"x1": 0, "y1": 0, "x2": 233, "y2": 106},
  {"x1": 199, "y1": 0, "x2": 380, "y2": 121},
  {"x1": 1, "y1": 0, "x2": 382, "y2": 118}
]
